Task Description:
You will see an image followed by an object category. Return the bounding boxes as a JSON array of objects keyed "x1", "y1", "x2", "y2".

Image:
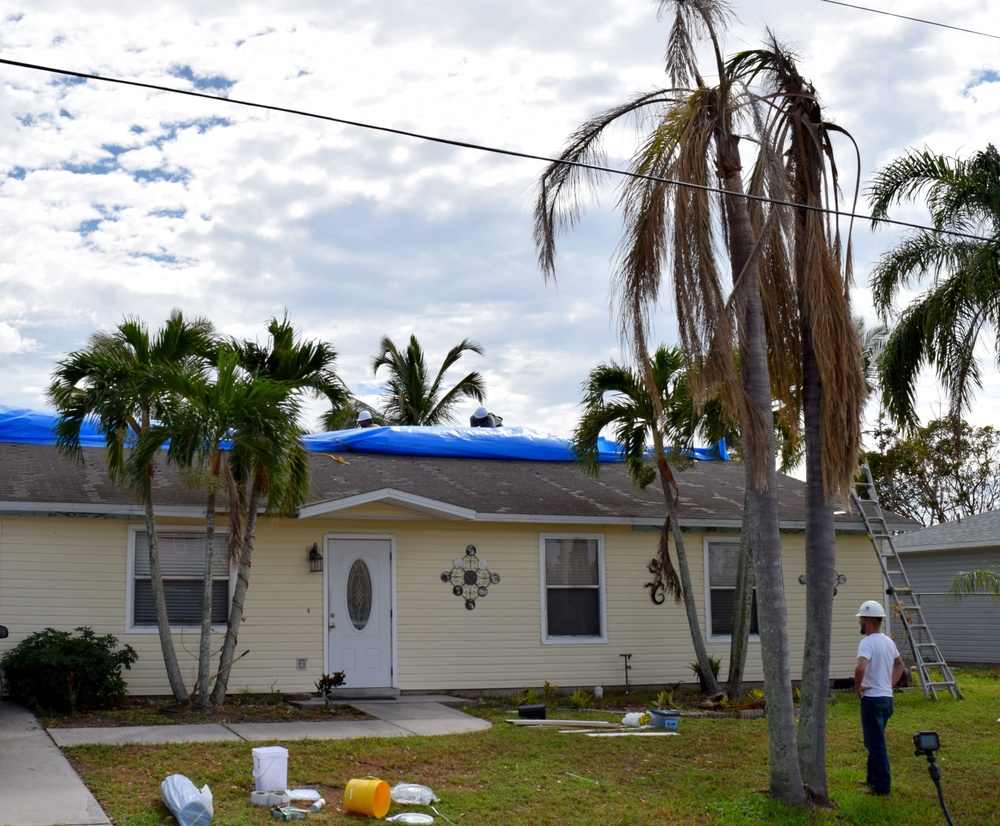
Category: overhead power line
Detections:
[
  {"x1": 0, "y1": 55, "x2": 995, "y2": 245},
  {"x1": 820, "y1": 0, "x2": 1000, "y2": 41}
]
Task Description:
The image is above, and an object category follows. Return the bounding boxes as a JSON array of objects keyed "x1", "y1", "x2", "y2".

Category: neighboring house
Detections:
[
  {"x1": 0, "y1": 417, "x2": 911, "y2": 697},
  {"x1": 892, "y1": 512, "x2": 1000, "y2": 667}
]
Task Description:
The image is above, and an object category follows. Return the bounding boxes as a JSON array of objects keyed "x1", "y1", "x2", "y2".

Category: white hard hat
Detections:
[
  {"x1": 855, "y1": 600, "x2": 886, "y2": 618},
  {"x1": 473, "y1": 407, "x2": 488, "y2": 419},
  {"x1": 357, "y1": 410, "x2": 372, "y2": 421}
]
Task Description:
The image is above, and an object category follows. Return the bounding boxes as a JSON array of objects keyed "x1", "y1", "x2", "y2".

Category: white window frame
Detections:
[
  {"x1": 704, "y1": 538, "x2": 759, "y2": 641},
  {"x1": 127, "y1": 524, "x2": 234, "y2": 633},
  {"x1": 539, "y1": 533, "x2": 607, "y2": 644}
]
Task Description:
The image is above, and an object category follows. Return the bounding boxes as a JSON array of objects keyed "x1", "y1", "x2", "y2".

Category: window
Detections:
[
  {"x1": 540, "y1": 535, "x2": 606, "y2": 642},
  {"x1": 129, "y1": 528, "x2": 230, "y2": 630},
  {"x1": 706, "y1": 540, "x2": 758, "y2": 638}
]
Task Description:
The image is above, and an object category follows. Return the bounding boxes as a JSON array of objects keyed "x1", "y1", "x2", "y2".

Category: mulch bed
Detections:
[{"x1": 40, "y1": 695, "x2": 373, "y2": 728}]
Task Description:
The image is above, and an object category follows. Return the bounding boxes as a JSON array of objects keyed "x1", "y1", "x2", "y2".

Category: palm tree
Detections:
[
  {"x1": 948, "y1": 568, "x2": 1000, "y2": 599},
  {"x1": 130, "y1": 350, "x2": 302, "y2": 710},
  {"x1": 47, "y1": 311, "x2": 214, "y2": 703},
  {"x1": 372, "y1": 334, "x2": 486, "y2": 425},
  {"x1": 869, "y1": 143, "x2": 1000, "y2": 429},
  {"x1": 534, "y1": 0, "x2": 805, "y2": 804},
  {"x1": 728, "y1": 38, "x2": 867, "y2": 802},
  {"x1": 574, "y1": 345, "x2": 737, "y2": 696},
  {"x1": 211, "y1": 317, "x2": 344, "y2": 704}
]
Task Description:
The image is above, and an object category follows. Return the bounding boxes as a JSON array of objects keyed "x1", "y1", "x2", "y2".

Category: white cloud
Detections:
[{"x1": 1, "y1": 0, "x2": 1000, "y2": 440}]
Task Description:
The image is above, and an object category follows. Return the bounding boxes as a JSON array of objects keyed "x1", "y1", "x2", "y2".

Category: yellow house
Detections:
[{"x1": 0, "y1": 426, "x2": 905, "y2": 697}]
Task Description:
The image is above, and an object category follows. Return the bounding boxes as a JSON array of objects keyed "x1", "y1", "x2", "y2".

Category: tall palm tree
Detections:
[
  {"x1": 47, "y1": 311, "x2": 214, "y2": 703},
  {"x1": 869, "y1": 143, "x2": 1000, "y2": 429},
  {"x1": 211, "y1": 317, "x2": 343, "y2": 705},
  {"x1": 372, "y1": 334, "x2": 486, "y2": 425},
  {"x1": 729, "y1": 38, "x2": 867, "y2": 803},
  {"x1": 574, "y1": 346, "x2": 737, "y2": 696},
  {"x1": 534, "y1": 0, "x2": 805, "y2": 804},
  {"x1": 129, "y1": 350, "x2": 302, "y2": 710}
]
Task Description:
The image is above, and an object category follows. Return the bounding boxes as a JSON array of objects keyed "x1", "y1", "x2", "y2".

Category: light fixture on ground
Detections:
[
  {"x1": 913, "y1": 730, "x2": 955, "y2": 826},
  {"x1": 308, "y1": 543, "x2": 323, "y2": 573}
]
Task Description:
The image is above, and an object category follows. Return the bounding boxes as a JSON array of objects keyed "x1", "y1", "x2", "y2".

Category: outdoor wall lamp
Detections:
[
  {"x1": 308, "y1": 543, "x2": 324, "y2": 573},
  {"x1": 798, "y1": 571, "x2": 847, "y2": 595}
]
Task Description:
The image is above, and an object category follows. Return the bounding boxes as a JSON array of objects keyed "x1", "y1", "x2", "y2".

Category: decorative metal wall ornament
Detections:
[
  {"x1": 644, "y1": 557, "x2": 666, "y2": 604},
  {"x1": 441, "y1": 545, "x2": 500, "y2": 610}
]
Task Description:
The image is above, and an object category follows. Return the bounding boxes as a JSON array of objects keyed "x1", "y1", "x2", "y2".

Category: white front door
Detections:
[{"x1": 326, "y1": 536, "x2": 394, "y2": 688}]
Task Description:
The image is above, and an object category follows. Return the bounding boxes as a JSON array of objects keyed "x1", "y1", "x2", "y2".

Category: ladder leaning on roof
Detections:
[{"x1": 851, "y1": 462, "x2": 962, "y2": 700}]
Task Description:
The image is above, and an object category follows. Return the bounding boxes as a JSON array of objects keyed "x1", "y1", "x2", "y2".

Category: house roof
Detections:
[
  {"x1": 893, "y1": 510, "x2": 1000, "y2": 554},
  {"x1": 0, "y1": 440, "x2": 911, "y2": 533}
]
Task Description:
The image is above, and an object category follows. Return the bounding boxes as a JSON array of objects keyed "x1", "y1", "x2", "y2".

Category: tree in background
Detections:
[
  {"x1": 573, "y1": 345, "x2": 737, "y2": 696},
  {"x1": 534, "y1": 0, "x2": 805, "y2": 803},
  {"x1": 865, "y1": 415, "x2": 1000, "y2": 526},
  {"x1": 869, "y1": 143, "x2": 1000, "y2": 429},
  {"x1": 371, "y1": 334, "x2": 486, "y2": 425},
  {"x1": 47, "y1": 311, "x2": 214, "y2": 703}
]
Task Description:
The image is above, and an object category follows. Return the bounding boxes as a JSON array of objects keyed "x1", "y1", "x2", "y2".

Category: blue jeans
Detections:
[{"x1": 860, "y1": 696, "x2": 894, "y2": 794}]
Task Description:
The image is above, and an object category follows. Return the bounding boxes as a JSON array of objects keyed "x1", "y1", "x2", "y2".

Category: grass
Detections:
[{"x1": 61, "y1": 669, "x2": 1000, "y2": 825}]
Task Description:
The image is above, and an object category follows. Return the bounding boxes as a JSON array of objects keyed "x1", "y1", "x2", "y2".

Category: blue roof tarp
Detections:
[
  {"x1": 0, "y1": 405, "x2": 105, "y2": 447},
  {"x1": 302, "y1": 425, "x2": 625, "y2": 462},
  {"x1": 0, "y1": 406, "x2": 725, "y2": 462}
]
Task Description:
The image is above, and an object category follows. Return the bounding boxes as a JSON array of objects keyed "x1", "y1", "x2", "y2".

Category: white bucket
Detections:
[{"x1": 252, "y1": 746, "x2": 288, "y2": 792}]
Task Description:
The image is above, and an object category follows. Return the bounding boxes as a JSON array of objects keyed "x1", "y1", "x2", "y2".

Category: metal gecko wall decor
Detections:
[{"x1": 441, "y1": 545, "x2": 500, "y2": 609}]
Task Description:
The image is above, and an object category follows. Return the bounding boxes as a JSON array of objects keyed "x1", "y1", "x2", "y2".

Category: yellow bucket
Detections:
[{"x1": 344, "y1": 777, "x2": 391, "y2": 819}]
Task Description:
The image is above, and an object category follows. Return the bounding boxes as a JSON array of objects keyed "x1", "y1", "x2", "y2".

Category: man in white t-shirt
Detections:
[{"x1": 854, "y1": 600, "x2": 906, "y2": 796}]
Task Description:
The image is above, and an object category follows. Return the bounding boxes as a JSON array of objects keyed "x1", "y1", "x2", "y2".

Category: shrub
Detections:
[{"x1": 0, "y1": 627, "x2": 138, "y2": 713}]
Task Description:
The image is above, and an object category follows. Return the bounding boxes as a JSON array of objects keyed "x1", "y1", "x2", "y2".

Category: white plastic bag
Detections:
[
  {"x1": 161, "y1": 774, "x2": 213, "y2": 826},
  {"x1": 386, "y1": 815, "x2": 434, "y2": 824},
  {"x1": 390, "y1": 783, "x2": 440, "y2": 805},
  {"x1": 622, "y1": 712, "x2": 649, "y2": 727}
]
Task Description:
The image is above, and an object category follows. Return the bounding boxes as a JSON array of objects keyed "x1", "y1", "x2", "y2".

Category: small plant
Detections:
[
  {"x1": 542, "y1": 680, "x2": 559, "y2": 703},
  {"x1": 689, "y1": 656, "x2": 722, "y2": 693},
  {"x1": 315, "y1": 671, "x2": 346, "y2": 707},
  {"x1": 511, "y1": 686, "x2": 541, "y2": 706},
  {"x1": 653, "y1": 686, "x2": 676, "y2": 710},
  {"x1": 567, "y1": 689, "x2": 592, "y2": 709},
  {"x1": 0, "y1": 627, "x2": 137, "y2": 713}
]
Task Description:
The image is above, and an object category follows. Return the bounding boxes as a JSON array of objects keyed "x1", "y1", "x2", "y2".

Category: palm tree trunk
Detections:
[
  {"x1": 143, "y1": 500, "x2": 188, "y2": 703},
  {"x1": 196, "y1": 453, "x2": 221, "y2": 711},
  {"x1": 725, "y1": 505, "x2": 755, "y2": 699},
  {"x1": 652, "y1": 430, "x2": 720, "y2": 696},
  {"x1": 211, "y1": 482, "x2": 260, "y2": 705},
  {"x1": 796, "y1": 325, "x2": 836, "y2": 803},
  {"x1": 720, "y1": 132, "x2": 806, "y2": 805}
]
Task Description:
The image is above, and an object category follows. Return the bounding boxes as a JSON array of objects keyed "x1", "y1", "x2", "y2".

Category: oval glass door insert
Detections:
[{"x1": 346, "y1": 559, "x2": 373, "y2": 630}]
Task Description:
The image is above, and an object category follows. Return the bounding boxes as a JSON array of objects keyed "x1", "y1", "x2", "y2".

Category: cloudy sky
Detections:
[{"x1": 1, "y1": 0, "x2": 998, "y2": 439}]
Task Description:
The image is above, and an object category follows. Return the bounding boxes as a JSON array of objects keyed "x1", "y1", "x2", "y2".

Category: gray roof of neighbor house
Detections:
[
  {"x1": 0, "y1": 441, "x2": 918, "y2": 532},
  {"x1": 893, "y1": 509, "x2": 1000, "y2": 553}
]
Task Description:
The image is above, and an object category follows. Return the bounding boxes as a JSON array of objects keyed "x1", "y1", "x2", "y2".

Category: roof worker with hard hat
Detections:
[
  {"x1": 356, "y1": 411, "x2": 374, "y2": 428},
  {"x1": 854, "y1": 599, "x2": 906, "y2": 796},
  {"x1": 469, "y1": 406, "x2": 497, "y2": 427}
]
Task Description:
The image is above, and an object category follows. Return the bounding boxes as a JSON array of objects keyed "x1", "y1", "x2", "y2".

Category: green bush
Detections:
[{"x1": 0, "y1": 627, "x2": 138, "y2": 713}]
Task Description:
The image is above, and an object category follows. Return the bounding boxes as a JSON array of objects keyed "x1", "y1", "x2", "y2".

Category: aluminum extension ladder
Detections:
[{"x1": 851, "y1": 462, "x2": 961, "y2": 700}]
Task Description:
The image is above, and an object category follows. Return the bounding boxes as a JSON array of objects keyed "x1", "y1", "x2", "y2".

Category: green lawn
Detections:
[{"x1": 64, "y1": 669, "x2": 1000, "y2": 825}]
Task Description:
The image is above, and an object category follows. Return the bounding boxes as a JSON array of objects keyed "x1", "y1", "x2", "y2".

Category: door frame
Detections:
[{"x1": 323, "y1": 533, "x2": 397, "y2": 688}]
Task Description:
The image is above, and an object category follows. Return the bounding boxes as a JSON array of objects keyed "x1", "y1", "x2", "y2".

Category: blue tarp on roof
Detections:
[
  {"x1": 0, "y1": 406, "x2": 726, "y2": 462},
  {"x1": 301, "y1": 425, "x2": 626, "y2": 462},
  {"x1": 0, "y1": 405, "x2": 106, "y2": 447}
]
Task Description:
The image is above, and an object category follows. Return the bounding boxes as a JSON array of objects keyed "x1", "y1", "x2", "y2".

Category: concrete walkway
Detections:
[{"x1": 0, "y1": 697, "x2": 490, "y2": 826}]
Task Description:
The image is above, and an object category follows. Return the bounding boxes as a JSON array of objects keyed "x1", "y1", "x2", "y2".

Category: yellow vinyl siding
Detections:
[{"x1": 0, "y1": 512, "x2": 884, "y2": 696}]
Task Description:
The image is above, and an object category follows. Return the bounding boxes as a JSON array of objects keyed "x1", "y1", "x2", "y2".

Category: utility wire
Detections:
[
  {"x1": 820, "y1": 0, "x2": 1000, "y2": 41},
  {"x1": 0, "y1": 55, "x2": 995, "y2": 245}
]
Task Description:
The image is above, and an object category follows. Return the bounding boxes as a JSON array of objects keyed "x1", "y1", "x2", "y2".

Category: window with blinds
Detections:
[
  {"x1": 707, "y1": 540, "x2": 758, "y2": 638},
  {"x1": 132, "y1": 530, "x2": 230, "y2": 628},
  {"x1": 541, "y1": 535, "x2": 605, "y2": 641}
]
